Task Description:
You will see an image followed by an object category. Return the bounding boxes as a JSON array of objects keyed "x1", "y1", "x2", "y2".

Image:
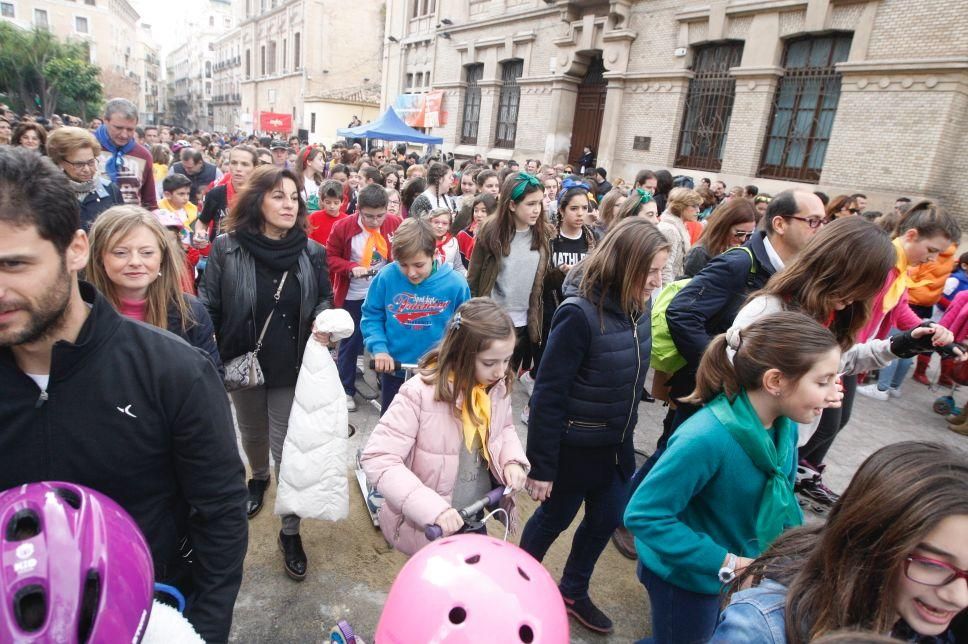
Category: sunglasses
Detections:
[
  {"x1": 732, "y1": 230, "x2": 754, "y2": 241},
  {"x1": 789, "y1": 215, "x2": 826, "y2": 229},
  {"x1": 848, "y1": 208, "x2": 862, "y2": 214}
]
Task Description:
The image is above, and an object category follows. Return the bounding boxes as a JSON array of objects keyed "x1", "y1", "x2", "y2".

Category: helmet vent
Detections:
[
  {"x1": 55, "y1": 487, "x2": 82, "y2": 510},
  {"x1": 448, "y1": 607, "x2": 467, "y2": 625},
  {"x1": 13, "y1": 585, "x2": 46, "y2": 632},
  {"x1": 6, "y1": 509, "x2": 40, "y2": 541},
  {"x1": 519, "y1": 625, "x2": 535, "y2": 643},
  {"x1": 77, "y1": 570, "x2": 101, "y2": 643},
  {"x1": 464, "y1": 554, "x2": 480, "y2": 565},
  {"x1": 517, "y1": 566, "x2": 530, "y2": 581}
]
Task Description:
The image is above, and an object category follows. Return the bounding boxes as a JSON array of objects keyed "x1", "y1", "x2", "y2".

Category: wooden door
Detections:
[{"x1": 568, "y1": 56, "x2": 607, "y2": 168}]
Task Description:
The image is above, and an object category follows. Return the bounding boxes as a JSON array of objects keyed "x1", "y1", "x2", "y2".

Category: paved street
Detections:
[{"x1": 229, "y1": 358, "x2": 968, "y2": 643}]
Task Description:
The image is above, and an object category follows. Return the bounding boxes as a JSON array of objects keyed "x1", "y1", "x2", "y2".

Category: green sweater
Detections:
[{"x1": 624, "y1": 395, "x2": 800, "y2": 595}]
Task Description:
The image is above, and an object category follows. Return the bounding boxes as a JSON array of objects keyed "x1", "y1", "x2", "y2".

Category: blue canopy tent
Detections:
[{"x1": 336, "y1": 107, "x2": 443, "y2": 145}]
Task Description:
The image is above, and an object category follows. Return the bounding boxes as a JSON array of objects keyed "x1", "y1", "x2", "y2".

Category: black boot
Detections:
[
  {"x1": 246, "y1": 478, "x2": 270, "y2": 519},
  {"x1": 278, "y1": 531, "x2": 307, "y2": 581}
]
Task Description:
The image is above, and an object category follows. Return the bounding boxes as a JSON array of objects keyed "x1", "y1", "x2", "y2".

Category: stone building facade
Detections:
[
  {"x1": 212, "y1": 25, "x2": 243, "y2": 132},
  {"x1": 382, "y1": 0, "x2": 968, "y2": 218},
  {"x1": 1, "y1": 0, "x2": 145, "y2": 107},
  {"x1": 234, "y1": 0, "x2": 384, "y2": 138}
]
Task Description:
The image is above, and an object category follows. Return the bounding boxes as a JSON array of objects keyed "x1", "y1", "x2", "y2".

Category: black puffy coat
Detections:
[{"x1": 526, "y1": 278, "x2": 651, "y2": 487}]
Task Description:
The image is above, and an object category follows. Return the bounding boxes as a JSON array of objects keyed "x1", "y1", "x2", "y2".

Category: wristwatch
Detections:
[{"x1": 718, "y1": 553, "x2": 738, "y2": 584}]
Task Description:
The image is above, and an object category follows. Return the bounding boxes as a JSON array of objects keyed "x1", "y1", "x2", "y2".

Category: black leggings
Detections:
[{"x1": 798, "y1": 374, "x2": 857, "y2": 467}]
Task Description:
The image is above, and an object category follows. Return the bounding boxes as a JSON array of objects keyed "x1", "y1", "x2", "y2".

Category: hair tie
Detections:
[
  {"x1": 510, "y1": 172, "x2": 542, "y2": 201},
  {"x1": 450, "y1": 312, "x2": 462, "y2": 330},
  {"x1": 634, "y1": 188, "x2": 654, "y2": 207},
  {"x1": 557, "y1": 177, "x2": 590, "y2": 202},
  {"x1": 726, "y1": 327, "x2": 743, "y2": 351}
]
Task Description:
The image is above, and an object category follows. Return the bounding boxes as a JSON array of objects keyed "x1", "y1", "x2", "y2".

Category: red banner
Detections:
[{"x1": 259, "y1": 112, "x2": 292, "y2": 133}]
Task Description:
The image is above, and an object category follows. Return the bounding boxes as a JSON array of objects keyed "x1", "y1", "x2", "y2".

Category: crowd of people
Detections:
[{"x1": 0, "y1": 96, "x2": 966, "y2": 644}]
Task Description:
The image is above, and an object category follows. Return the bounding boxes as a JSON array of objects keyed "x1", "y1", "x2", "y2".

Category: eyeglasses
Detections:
[
  {"x1": 905, "y1": 555, "x2": 968, "y2": 587},
  {"x1": 788, "y1": 215, "x2": 826, "y2": 229},
  {"x1": 732, "y1": 230, "x2": 754, "y2": 241},
  {"x1": 64, "y1": 158, "x2": 98, "y2": 171}
]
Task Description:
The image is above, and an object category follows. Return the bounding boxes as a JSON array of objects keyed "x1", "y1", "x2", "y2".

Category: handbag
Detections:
[{"x1": 223, "y1": 271, "x2": 289, "y2": 392}]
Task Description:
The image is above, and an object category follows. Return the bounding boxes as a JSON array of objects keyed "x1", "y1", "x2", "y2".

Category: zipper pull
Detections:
[{"x1": 35, "y1": 390, "x2": 49, "y2": 408}]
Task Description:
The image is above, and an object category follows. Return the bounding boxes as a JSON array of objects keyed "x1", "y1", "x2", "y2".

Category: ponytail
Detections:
[{"x1": 683, "y1": 311, "x2": 839, "y2": 405}]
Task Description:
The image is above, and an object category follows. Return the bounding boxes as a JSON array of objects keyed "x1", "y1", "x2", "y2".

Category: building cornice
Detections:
[
  {"x1": 836, "y1": 57, "x2": 968, "y2": 75},
  {"x1": 440, "y1": 5, "x2": 560, "y2": 34}
]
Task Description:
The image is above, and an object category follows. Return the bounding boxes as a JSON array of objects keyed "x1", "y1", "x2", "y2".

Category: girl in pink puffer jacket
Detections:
[{"x1": 361, "y1": 298, "x2": 530, "y2": 556}]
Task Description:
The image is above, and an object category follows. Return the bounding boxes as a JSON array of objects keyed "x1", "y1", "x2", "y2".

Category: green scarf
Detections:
[{"x1": 708, "y1": 391, "x2": 802, "y2": 551}]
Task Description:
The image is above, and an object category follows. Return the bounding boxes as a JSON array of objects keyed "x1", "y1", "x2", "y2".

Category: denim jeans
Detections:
[
  {"x1": 519, "y1": 466, "x2": 625, "y2": 600},
  {"x1": 379, "y1": 372, "x2": 406, "y2": 415},
  {"x1": 877, "y1": 357, "x2": 913, "y2": 391},
  {"x1": 336, "y1": 299, "x2": 364, "y2": 396},
  {"x1": 636, "y1": 563, "x2": 721, "y2": 644}
]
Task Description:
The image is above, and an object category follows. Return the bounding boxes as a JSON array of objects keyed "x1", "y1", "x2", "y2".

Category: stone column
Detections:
[
  {"x1": 720, "y1": 68, "x2": 783, "y2": 177},
  {"x1": 597, "y1": 78, "x2": 625, "y2": 171},
  {"x1": 543, "y1": 76, "x2": 580, "y2": 164}
]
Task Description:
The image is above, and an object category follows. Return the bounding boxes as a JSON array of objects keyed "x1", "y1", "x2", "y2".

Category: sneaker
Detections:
[
  {"x1": 562, "y1": 595, "x2": 613, "y2": 634},
  {"x1": 519, "y1": 370, "x2": 535, "y2": 396},
  {"x1": 346, "y1": 394, "x2": 357, "y2": 412},
  {"x1": 356, "y1": 356, "x2": 364, "y2": 377},
  {"x1": 611, "y1": 526, "x2": 637, "y2": 560},
  {"x1": 795, "y1": 460, "x2": 840, "y2": 507},
  {"x1": 888, "y1": 387, "x2": 902, "y2": 399},
  {"x1": 856, "y1": 383, "x2": 889, "y2": 401}
]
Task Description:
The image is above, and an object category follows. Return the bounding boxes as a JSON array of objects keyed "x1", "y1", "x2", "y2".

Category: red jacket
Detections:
[
  {"x1": 326, "y1": 214, "x2": 402, "y2": 306},
  {"x1": 308, "y1": 210, "x2": 348, "y2": 246}
]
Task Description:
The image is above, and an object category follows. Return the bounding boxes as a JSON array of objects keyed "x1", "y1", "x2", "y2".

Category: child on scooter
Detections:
[{"x1": 360, "y1": 297, "x2": 529, "y2": 555}]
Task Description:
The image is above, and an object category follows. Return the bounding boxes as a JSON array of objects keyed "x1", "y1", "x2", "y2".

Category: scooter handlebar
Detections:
[{"x1": 424, "y1": 487, "x2": 506, "y2": 542}]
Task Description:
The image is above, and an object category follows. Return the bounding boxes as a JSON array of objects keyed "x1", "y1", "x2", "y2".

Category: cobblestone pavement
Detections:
[{"x1": 230, "y1": 360, "x2": 968, "y2": 642}]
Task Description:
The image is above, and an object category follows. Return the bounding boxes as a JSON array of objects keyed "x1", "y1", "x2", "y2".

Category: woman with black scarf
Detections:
[{"x1": 199, "y1": 165, "x2": 333, "y2": 581}]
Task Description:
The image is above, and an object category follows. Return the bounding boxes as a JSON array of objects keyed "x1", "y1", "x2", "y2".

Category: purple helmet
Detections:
[{"x1": 0, "y1": 482, "x2": 154, "y2": 642}]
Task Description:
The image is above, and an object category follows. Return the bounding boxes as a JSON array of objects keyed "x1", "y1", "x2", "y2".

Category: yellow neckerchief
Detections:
[
  {"x1": 460, "y1": 384, "x2": 492, "y2": 464},
  {"x1": 883, "y1": 237, "x2": 930, "y2": 313}
]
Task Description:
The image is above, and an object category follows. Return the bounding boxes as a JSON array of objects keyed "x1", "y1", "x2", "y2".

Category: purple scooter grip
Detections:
[{"x1": 424, "y1": 487, "x2": 507, "y2": 541}]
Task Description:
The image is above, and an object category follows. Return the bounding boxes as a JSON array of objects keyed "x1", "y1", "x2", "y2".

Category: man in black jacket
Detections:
[
  {"x1": 170, "y1": 147, "x2": 220, "y2": 205},
  {"x1": 0, "y1": 147, "x2": 247, "y2": 643}
]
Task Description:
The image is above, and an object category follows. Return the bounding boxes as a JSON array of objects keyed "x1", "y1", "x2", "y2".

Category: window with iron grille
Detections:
[
  {"x1": 460, "y1": 64, "x2": 484, "y2": 145},
  {"x1": 758, "y1": 33, "x2": 852, "y2": 183},
  {"x1": 494, "y1": 60, "x2": 523, "y2": 149},
  {"x1": 675, "y1": 42, "x2": 743, "y2": 172}
]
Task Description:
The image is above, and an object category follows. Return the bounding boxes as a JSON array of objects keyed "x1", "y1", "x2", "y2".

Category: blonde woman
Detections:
[
  {"x1": 87, "y1": 205, "x2": 220, "y2": 370},
  {"x1": 657, "y1": 187, "x2": 703, "y2": 286},
  {"x1": 46, "y1": 126, "x2": 124, "y2": 231}
]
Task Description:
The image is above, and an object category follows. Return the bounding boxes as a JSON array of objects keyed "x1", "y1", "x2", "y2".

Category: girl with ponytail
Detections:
[{"x1": 624, "y1": 311, "x2": 843, "y2": 643}]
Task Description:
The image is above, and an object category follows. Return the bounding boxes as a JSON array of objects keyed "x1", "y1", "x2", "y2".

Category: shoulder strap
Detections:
[
  {"x1": 254, "y1": 271, "x2": 289, "y2": 353},
  {"x1": 725, "y1": 245, "x2": 757, "y2": 288}
]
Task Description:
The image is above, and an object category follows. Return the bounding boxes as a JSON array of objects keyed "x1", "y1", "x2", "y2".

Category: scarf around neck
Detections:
[
  {"x1": 708, "y1": 390, "x2": 801, "y2": 551},
  {"x1": 359, "y1": 222, "x2": 389, "y2": 268},
  {"x1": 93, "y1": 124, "x2": 136, "y2": 182},
  {"x1": 67, "y1": 177, "x2": 98, "y2": 195},
  {"x1": 883, "y1": 237, "x2": 929, "y2": 313},
  {"x1": 235, "y1": 227, "x2": 307, "y2": 273},
  {"x1": 461, "y1": 384, "x2": 493, "y2": 464}
]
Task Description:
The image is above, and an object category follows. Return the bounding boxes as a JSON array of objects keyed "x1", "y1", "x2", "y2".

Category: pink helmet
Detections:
[
  {"x1": 0, "y1": 482, "x2": 154, "y2": 642},
  {"x1": 375, "y1": 534, "x2": 569, "y2": 643}
]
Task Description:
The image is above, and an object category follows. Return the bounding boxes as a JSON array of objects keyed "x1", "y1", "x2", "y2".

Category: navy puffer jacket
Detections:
[{"x1": 526, "y1": 274, "x2": 651, "y2": 486}]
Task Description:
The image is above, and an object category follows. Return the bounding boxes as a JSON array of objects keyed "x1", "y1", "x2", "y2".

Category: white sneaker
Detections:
[
  {"x1": 346, "y1": 394, "x2": 358, "y2": 412},
  {"x1": 856, "y1": 384, "x2": 889, "y2": 401},
  {"x1": 888, "y1": 387, "x2": 902, "y2": 399},
  {"x1": 519, "y1": 371, "x2": 535, "y2": 396}
]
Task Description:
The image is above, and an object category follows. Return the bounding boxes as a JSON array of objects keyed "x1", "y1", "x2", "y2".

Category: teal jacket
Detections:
[{"x1": 624, "y1": 393, "x2": 800, "y2": 595}]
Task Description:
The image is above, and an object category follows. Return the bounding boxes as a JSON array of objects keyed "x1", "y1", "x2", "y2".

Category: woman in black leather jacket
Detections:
[
  {"x1": 519, "y1": 218, "x2": 670, "y2": 634},
  {"x1": 199, "y1": 165, "x2": 332, "y2": 582}
]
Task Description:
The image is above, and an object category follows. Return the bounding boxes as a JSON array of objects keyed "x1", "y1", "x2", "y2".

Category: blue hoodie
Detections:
[{"x1": 361, "y1": 261, "x2": 471, "y2": 365}]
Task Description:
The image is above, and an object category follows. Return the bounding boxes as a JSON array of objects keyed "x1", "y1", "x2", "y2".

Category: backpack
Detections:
[{"x1": 650, "y1": 245, "x2": 757, "y2": 374}]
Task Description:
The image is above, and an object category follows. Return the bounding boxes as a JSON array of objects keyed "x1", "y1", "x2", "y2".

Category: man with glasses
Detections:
[
  {"x1": 610, "y1": 190, "x2": 826, "y2": 559},
  {"x1": 326, "y1": 184, "x2": 402, "y2": 412}
]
